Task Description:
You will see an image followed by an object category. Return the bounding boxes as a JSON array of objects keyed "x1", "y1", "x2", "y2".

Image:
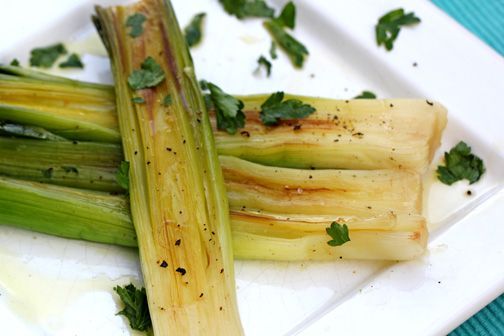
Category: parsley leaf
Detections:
[
  {"x1": 204, "y1": 81, "x2": 245, "y2": 134},
  {"x1": 132, "y1": 97, "x2": 145, "y2": 104},
  {"x1": 326, "y1": 222, "x2": 350, "y2": 246},
  {"x1": 116, "y1": 161, "x2": 130, "y2": 191},
  {"x1": 256, "y1": 55, "x2": 272, "y2": 76},
  {"x1": 113, "y1": 284, "x2": 151, "y2": 332},
  {"x1": 260, "y1": 91, "x2": 316, "y2": 126},
  {"x1": 184, "y1": 13, "x2": 206, "y2": 47},
  {"x1": 274, "y1": 1, "x2": 295, "y2": 29},
  {"x1": 10, "y1": 59, "x2": 20, "y2": 66},
  {"x1": 354, "y1": 91, "x2": 377, "y2": 99},
  {"x1": 436, "y1": 141, "x2": 485, "y2": 185},
  {"x1": 162, "y1": 94, "x2": 172, "y2": 106},
  {"x1": 264, "y1": 20, "x2": 308, "y2": 68},
  {"x1": 375, "y1": 8, "x2": 421, "y2": 51},
  {"x1": 58, "y1": 53, "x2": 84, "y2": 68},
  {"x1": 29, "y1": 43, "x2": 67, "y2": 68},
  {"x1": 128, "y1": 57, "x2": 165, "y2": 90},
  {"x1": 269, "y1": 41, "x2": 277, "y2": 59},
  {"x1": 219, "y1": 0, "x2": 274, "y2": 19},
  {"x1": 126, "y1": 13, "x2": 147, "y2": 38}
]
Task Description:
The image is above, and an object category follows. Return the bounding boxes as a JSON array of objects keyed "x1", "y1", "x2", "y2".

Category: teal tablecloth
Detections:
[{"x1": 432, "y1": 0, "x2": 504, "y2": 335}]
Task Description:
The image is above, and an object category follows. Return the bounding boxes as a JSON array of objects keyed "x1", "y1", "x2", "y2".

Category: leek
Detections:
[
  {"x1": 0, "y1": 175, "x2": 427, "y2": 261},
  {"x1": 94, "y1": 0, "x2": 243, "y2": 334},
  {"x1": 0, "y1": 70, "x2": 446, "y2": 171}
]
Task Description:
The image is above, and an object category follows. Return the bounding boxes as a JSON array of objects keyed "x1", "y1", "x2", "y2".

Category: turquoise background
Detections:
[{"x1": 432, "y1": 0, "x2": 503, "y2": 334}]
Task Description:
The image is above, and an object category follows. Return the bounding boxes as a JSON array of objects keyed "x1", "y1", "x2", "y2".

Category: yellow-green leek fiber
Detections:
[{"x1": 94, "y1": 0, "x2": 243, "y2": 334}]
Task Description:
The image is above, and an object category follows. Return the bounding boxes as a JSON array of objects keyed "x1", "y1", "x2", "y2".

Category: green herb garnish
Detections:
[
  {"x1": 437, "y1": 141, "x2": 485, "y2": 185},
  {"x1": 162, "y1": 94, "x2": 172, "y2": 106},
  {"x1": 29, "y1": 43, "x2": 67, "y2": 68},
  {"x1": 10, "y1": 59, "x2": 20, "y2": 66},
  {"x1": 59, "y1": 53, "x2": 84, "y2": 68},
  {"x1": 354, "y1": 91, "x2": 377, "y2": 99},
  {"x1": 256, "y1": 55, "x2": 272, "y2": 76},
  {"x1": 126, "y1": 13, "x2": 147, "y2": 38},
  {"x1": 113, "y1": 284, "x2": 151, "y2": 332},
  {"x1": 326, "y1": 222, "x2": 350, "y2": 246},
  {"x1": 116, "y1": 161, "x2": 130, "y2": 191},
  {"x1": 127, "y1": 56, "x2": 165, "y2": 90},
  {"x1": 260, "y1": 91, "x2": 315, "y2": 126},
  {"x1": 375, "y1": 8, "x2": 421, "y2": 51},
  {"x1": 263, "y1": 20, "x2": 308, "y2": 68},
  {"x1": 203, "y1": 81, "x2": 245, "y2": 135},
  {"x1": 274, "y1": 1, "x2": 295, "y2": 29},
  {"x1": 184, "y1": 13, "x2": 206, "y2": 47},
  {"x1": 219, "y1": 0, "x2": 274, "y2": 19}
]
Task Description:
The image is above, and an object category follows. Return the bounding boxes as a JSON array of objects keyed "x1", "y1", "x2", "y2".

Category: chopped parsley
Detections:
[
  {"x1": 256, "y1": 55, "x2": 272, "y2": 76},
  {"x1": 116, "y1": 161, "x2": 130, "y2": 191},
  {"x1": 132, "y1": 97, "x2": 145, "y2": 104},
  {"x1": 260, "y1": 91, "x2": 315, "y2": 126},
  {"x1": 126, "y1": 13, "x2": 147, "y2": 38},
  {"x1": 162, "y1": 94, "x2": 172, "y2": 106},
  {"x1": 274, "y1": 1, "x2": 295, "y2": 29},
  {"x1": 29, "y1": 43, "x2": 67, "y2": 68},
  {"x1": 219, "y1": 0, "x2": 274, "y2": 19},
  {"x1": 269, "y1": 41, "x2": 277, "y2": 59},
  {"x1": 263, "y1": 20, "x2": 308, "y2": 68},
  {"x1": 127, "y1": 56, "x2": 165, "y2": 90},
  {"x1": 113, "y1": 284, "x2": 151, "y2": 332},
  {"x1": 184, "y1": 13, "x2": 206, "y2": 47},
  {"x1": 326, "y1": 222, "x2": 350, "y2": 246},
  {"x1": 202, "y1": 81, "x2": 245, "y2": 134},
  {"x1": 354, "y1": 91, "x2": 377, "y2": 99},
  {"x1": 58, "y1": 53, "x2": 84, "y2": 68},
  {"x1": 437, "y1": 141, "x2": 485, "y2": 185},
  {"x1": 10, "y1": 59, "x2": 20, "y2": 66},
  {"x1": 375, "y1": 8, "x2": 421, "y2": 51}
]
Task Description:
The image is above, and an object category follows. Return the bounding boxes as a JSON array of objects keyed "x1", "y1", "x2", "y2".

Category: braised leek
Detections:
[{"x1": 94, "y1": 0, "x2": 243, "y2": 334}]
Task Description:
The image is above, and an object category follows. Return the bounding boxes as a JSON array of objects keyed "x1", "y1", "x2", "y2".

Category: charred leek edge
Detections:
[
  {"x1": 0, "y1": 137, "x2": 422, "y2": 217},
  {"x1": 0, "y1": 175, "x2": 427, "y2": 261},
  {"x1": 215, "y1": 95, "x2": 447, "y2": 172},
  {"x1": 0, "y1": 70, "x2": 446, "y2": 171},
  {"x1": 0, "y1": 137, "x2": 123, "y2": 192},
  {"x1": 0, "y1": 73, "x2": 119, "y2": 142},
  {"x1": 0, "y1": 176, "x2": 135, "y2": 247},
  {"x1": 94, "y1": 0, "x2": 243, "y2": 334}
]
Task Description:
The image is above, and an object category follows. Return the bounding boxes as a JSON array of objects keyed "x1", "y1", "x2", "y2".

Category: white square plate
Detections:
[{"x1": 0, "y1": 0, "x2": 503, "y2": 335}]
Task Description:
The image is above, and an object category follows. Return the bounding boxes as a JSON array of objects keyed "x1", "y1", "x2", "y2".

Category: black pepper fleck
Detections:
[
  {"x1": 466, "y1": 190, "x2": 472, "y2": 196},
  {"x1": 293, "y1": 124, "x2": 301, "y2": 131},
  {"x1": 176, "y1": 267, "x2": 186, "y2": 276},
  {"x1": 160, "y1": 260, "x2": 168, "y2": 268},
  {"x1": 175, "y1": 239, "x2": 181, "y2": 246},
  {"x1": 166, "y1": 147, "x2": 172, "y2": 151},
  {"x1": 240, "y1": 131, "x2": 250, "y2": 137},
  {"x1": 426, "y1": 100, "x2": 434, "y2": 106}
]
